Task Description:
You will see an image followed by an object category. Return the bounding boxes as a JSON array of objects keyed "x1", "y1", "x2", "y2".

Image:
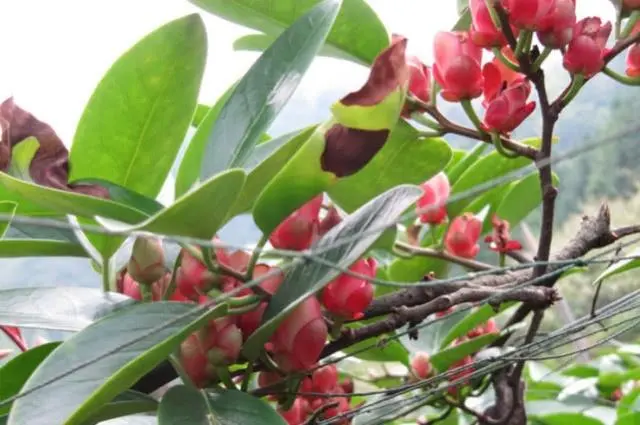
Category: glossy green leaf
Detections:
[
  {"x1": 244, "y1": 185, "x2": 423, "y2": 360},
  {"x1": 430, "y1": 332, "x2": 501, "y2": 372},
  {"x1": 73, "y1": 179, "x2": 164, "y2": 216},
  {"x1": 7, "y1": 137, "x2": 39, "y2": 182},
  {"x1": 599, "y1": 367, "x2": 640, "y2": 390},
  {"x1": 444, "y1": 148, "x2": 468, "y2": 175},
  {"x1": 0, "y1": 202, "x2": 17, "y2": 238},
  {"x1": 176, "y1": 83, "x2": 237, "y2": 197},
  {"x1": 0, "y1": 239, "x2": 88, "y2": 258},
  {"x1": 398, "y1": 308, "x2": 468, "y2": 356},
  {"x1": 70, "y1": 14, "x2": 207, "y2": 199},
  {"x1": 529, "y1": 413, "x2": 603, "y2": 425},
  {"x1": 233, "y1": 32, "x2": 358, "y2": 63},
  {"x1": 252, "y1": 121, "x2": 337, "y2": 235},
  {"x1": 8, "y1": 302, "x2": 227, "y2": 425},
  {"x1": 84, "y1": 391, "x2": 158, "y2": 425},
  {"x1": 104, "y1": 169, "x2": 245, "y2": 240},
  {"x1": 192, "y1": 104, "x2": 211, "y2": 128},
  {"x1": 198, "y1": 0, "x2": 341, "y2": 181},
  {"x1": 228, "y1": 127, "x2": 315, "y2": 216},
  {"x1": 447, "y1": 137, "x2": 542, "y2": 217},
  {"x1": 452, "y1": 7, "x2": 472, "y2": 31},
  {"x1": 617, "y1": 413, "x2": 640, "y2": 425},
  {"x1": 190, "y1": 0, "x2": 388, "y2": 66},
  {"x1": 158, "y1": 386, "x2": 286, "y2": 425},
  {"x1": 0, "y1": 287, "x2": 134, "y2": 332},
  {"x1": 593, "y1": 246, "x2": 640, "y2": 286},
  {"x1": 328, "y1": 122, "x2": 452, "y2": 212},
  {"x1": 0, "y1": 172, "x2": 148, "y2": 223},
  {"x1": 617, "y1": 388, "x2": 640, "y2": 425},
  {"x1": 342, "y1": 322, "x2": 409, "y2": 366},
  {"x1": 562, "y1": 364, "x2": 600, "y2": 378},
  {"x1": 440, "y1": 302, "x2": 517, "y2": 349},
  {"x1": 0, "y1": 342, "x2": 60, "y2": 415},
  {"x1": 496, "y1": 172, "x2": 560, "y2": 227},
  {"x1": 91, "y1": 415, "x2": 157, "y2": 425}
]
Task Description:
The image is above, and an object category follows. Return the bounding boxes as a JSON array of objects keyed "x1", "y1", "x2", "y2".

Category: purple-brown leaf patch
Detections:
[{"x1": 320, "y1": 124, "x2": 388, "y2": 178}]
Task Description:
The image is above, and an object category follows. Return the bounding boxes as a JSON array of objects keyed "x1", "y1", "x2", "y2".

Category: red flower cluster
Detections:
[
  {"x1": 484, "y1": 214, "x2": 523, "y2": 253},
  {"x1": 259, "y1": 365, "x2": 355, "y2": 425}
]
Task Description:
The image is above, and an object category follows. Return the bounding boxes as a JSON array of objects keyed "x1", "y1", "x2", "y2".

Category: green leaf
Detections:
[
  {"x1": 176, "y1": 83, "x2": 237, "y2": 197},
  {"x1": 399, "y1": 308, "x2": 468, "y2": 356},
  {"x1": 430, "y1": 332, "x2": 501, "y2": 372},
  {"x1": 88, "y1": 415, "x2": 157, "y2": 425},
  {"x1": 447, "y1": 137, "x2": 542, "y2": 217},
  {"x1": 0, "y1": 172, "x2": 148, "y2": 223},
  {"x1": 233, "y1": 32, "x2": 358, "y2": 63},
  {"x1": 228, "y1": 127, "x2": 315, "y2": 216},
  {"x1": 452, "y1": 7, "x2": 472, "y2": 31},
  {"x1": 104, "y1": 169, "x2": 245, "y2": 241},
  {"x1": 328, "y1": 122, "x2": 452, "y2": 212},
  {"x1": 243, "y1": 185, "x2": 423, "y2": 360},
  {"x1": 495, "y1": 172, "x2": 560, "y2": 227},
  {"x1": 252, "y1": 122, "x2": 336, "y2": 235},
  {"x1": 72, "y1": 179, "x2": 164, "y2": 216},
  {"x1": 440, "y1": 302, "x2": 517, "y2": 349},
  {"x1": 530, "y1": 413, "x2": 604, "y2": 425},
  {"x1": 0, "y1": 202, "x2": 17, "y2": 238},
  {"x1": 0, "y1": 342, "x2": 60, "y2": 416},
  {"x1": 192, "y1": 104, "x2": 211, "y2": 128},
  {"x1": 457, "y1": 0, "x2": 469, "y2": 15},
  {"x1": 599, "y1": 367, "x2": 640, "y2": 390},
  {"x1": 0, "y1": 239, "x2": 88, "y2": 258},
  {"x1": 342, "y1": 322, "x2": 409, "y2": 366},
  {"x1": 7, "y1": 137, "x2": 40, "y2": 182},
  {"x1": 7, "y1": 302, "x2": 228, "y2": 425},
  {"x1": 0, "y1": 287, "x2": 134, "y2": 332},
  {"x1": 198, "y1": 0, "x2": 341, "y2": 181},
  {"x1": 617, "y1": 413, "x2": 640, "y2": 425},
  {"x1": 562, "y1": 364, "x2": 600, "y2": 379},
  {"x1": 190, "y1": 0, "x2": 388, "y2": 66},
  {"x1": 69, "y1": 14, "x2": 207, "y2": 199},
  {"x1": 617, "y1": 387, "x2": 640, "y2": 418},
  {"x1": 593, "y1": 246, "x2": 640, "y2": 286},
  {"x1": 84, "y1": 391, "x2": 158, "y2": 425},
  {"x1": 158, "y1": 386, "x2": 286, "y2": 425}
]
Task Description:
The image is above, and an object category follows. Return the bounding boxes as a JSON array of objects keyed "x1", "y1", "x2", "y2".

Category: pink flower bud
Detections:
[
  {"x1": 445, "y1": 213, "x2": 483, "y2": 259},
  {"x1": 0, "y1": 348, "x2": 13, "y2": 359},
  {"x1": 416, "y1": 172, "x2": 450, "y2": 225},
  {"x1": 626, "y1": 22, "x2": 640, "y2": 77},
  {"x1": 271, "y1": 296, "x2": 328, "y2": 372},
  {"x1": 176, "y1": 247, "x2": 221, "y2": 300},
  {"x1": 207, "y1": 319, "x2": 243, "y2": 365},
  {"x1": 484, "y1": 318, "x2": 499, "y2": 334},
  {"x1": 120, "y1": 272, "x2": 142, "y2": 300},
  {"x1": 179, "y1": 332, "x2": 213, "y2": 388},
  {"x1": 563, "y1": 17, "x2": 612, "y2": 77},
  {"x1": 482, "y1": 81, "x2": 536, "y2": 134},
  {"x1": 278, "y1": 397, "x2": 305, "y2": 425},
  {"x1": 502, "y1": 0, "x2": 557, "y2": 30},
  {"x1": 407, "y1": 56, "x2": 431, "y2": 104},
  {"x1": 470, "y1": 0, "x2": 517, "y2": 48},
  {"x1": 411, "y1": 352, "x2": 433, "y2": 379},
  {"x1": 339, "y1": 378, "x2": 354, "y2": 395},
  {"x1": 270, "y1": 195, "x2": 323, "y2": 251},
  {"x1": 321, "y1": 258, "x2": 376, "y2": 320},
  {"x1": 322, "y1": 396, "x2": 349, "y2": 422},
  {"x1": 447, "y1": 355, "x2": 474, "y2": 396},
  {"x1": 312, "y1": 364, "x2": 339, "y2": 393},
  {"x1": 237, "y1": 264, "x2": 284, "y2": 339},
  {"x1": 433, "y1": 31, "x2": 484, "y2": 102},
  {"x1": 127, "y1": 237, "x2": 166, "y2": 285},
  {"x1": 537, "y1": 0, "x2": 577, "y2": 48},
  {"x1": 152, "y1": 272, "x2": 190, "y2": 302}
]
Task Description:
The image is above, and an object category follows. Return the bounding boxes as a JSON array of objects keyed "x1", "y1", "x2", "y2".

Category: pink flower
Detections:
[
  {"x1": 269, "y1": 195, "x2": 323, "y2": 251},
  {"x1": 433, "y1": 31, "x2": 484, "y2": 102},
  {"x1": 416, "y1": 172, "x2": 450, "y2": 225},
  {"x1": 445, "y1": 213, "x2": 483, "y2": 258},
  {"x1": 407, "y1": 56, "x2": 431, "y2": 103},
  {"x1": 563, "y1": 17, "x2": 612, "y2": 77},
  {"x1": 317, "y1": 205, "x2": 342, "y2": 238},
  {"x1": 236, "y1": 264, "x2": 284, "y2": 340},
  {"x1": 278, "y1": 397, "x2": 306, "y2": 425},
  {"x1": 502, "y1": 0, "x2": 558, "y2": 30},
  {"x1": 411, "y1": 352, "x2": 433, "y2": 379},
  {"x1": 470, "y1": 0, "x2": 518, "y2": 48},
  {"x1": 626, "y1": 21, "x2": 640, "y2": 77},
  {"x1": 483, "y1": 81, "x2": 536, "y2": 134},
  {"x1": 484, "y1": 215, "x2": 523, "y2": 253},
  {"x1": 321, "y1": 257, "x2": 377, "y2": 320},
  {"x1": 312, "y1": 364, "x2": 339, "y2": 393},
  {"x1": 270, "y1": 296, "x2": 328, "y2": 372},
  {"x1": 537, "y1": 0, "x2": 577, "y2": 48}
]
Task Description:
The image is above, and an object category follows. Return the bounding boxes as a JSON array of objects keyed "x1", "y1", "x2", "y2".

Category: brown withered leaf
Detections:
[
  {"x1": 340, "y1": 35, "x2": 409, "y2": 107},
  {"x1": 0, "y1": 97, "x2": 109, "y2": 198},
  {"x1": 320, "y1": 124, "x2": 388, "y2": 178}
]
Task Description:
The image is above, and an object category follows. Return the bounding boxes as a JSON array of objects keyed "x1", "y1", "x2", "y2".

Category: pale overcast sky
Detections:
[{"x1": 0, "y1": 1, "x2": 614, "y2": 142}]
